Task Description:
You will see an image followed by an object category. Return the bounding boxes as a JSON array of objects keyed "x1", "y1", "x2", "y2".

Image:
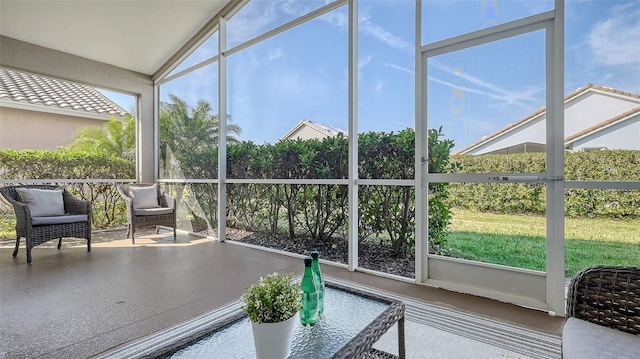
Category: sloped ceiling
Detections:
[{"x1": 0, "y1": 0, "x2": 232, "y2": 75}]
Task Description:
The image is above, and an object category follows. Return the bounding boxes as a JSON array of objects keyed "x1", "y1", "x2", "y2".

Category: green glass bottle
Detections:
[
  {"x1": 310, "y1": 250, "x2": 325, "y2": 315},
  {"x1": 300, "y1": 256, "x2": 319, "y2": 326}
]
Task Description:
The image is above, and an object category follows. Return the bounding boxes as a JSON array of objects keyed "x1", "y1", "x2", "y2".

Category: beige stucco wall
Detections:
[
  {"x1": 1, "y1": 36, "x2": 155, "y2": 182},
  {"x1": 0, "y1": 107, "x2": 106, "y2": 150}
]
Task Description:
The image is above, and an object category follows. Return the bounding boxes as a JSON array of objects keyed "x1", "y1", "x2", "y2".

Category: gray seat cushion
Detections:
[
  {"x1": 134, "y1": 207, "x2": 173, "y2": 216},
  {"x1": 32, "y1": 215, "x2": 88, "y2": 225},
  {"x1": 563, "y1": 317, "x2": 640, "y2": 359}
]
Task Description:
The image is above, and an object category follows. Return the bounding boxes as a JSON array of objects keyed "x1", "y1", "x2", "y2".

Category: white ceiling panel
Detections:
[{"x1": 0, "y1": 0, "x2": 231, "y2": 75}]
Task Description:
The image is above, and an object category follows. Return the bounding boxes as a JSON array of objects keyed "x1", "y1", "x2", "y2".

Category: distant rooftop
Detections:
[
  {"x1": 0, "y1": 67, "x2": 128, "y2": 118},
  {"x1": 280, "y1": 119, "x2": 348, "y2": 142},
  {"x1": 453, "y1": 83, "x2": 640, "y2": 155}
]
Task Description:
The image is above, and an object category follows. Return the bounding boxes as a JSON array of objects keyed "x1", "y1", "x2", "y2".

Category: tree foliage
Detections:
[
  {"x1": 159, "y1": 93, "x2": 241, "y2": 177},
  {"x1": 68, "y1": 114, "x2": 136, "y2": 160}
]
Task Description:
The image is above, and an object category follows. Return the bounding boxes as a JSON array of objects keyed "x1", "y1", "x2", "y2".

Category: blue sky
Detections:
[{"x1": 102, "y1": 0, "x2": 639, "y2": 151}]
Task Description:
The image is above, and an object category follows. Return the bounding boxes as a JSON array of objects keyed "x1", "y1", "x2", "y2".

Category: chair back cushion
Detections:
[
  {"x1": 129, "y1": 184, "x2": 161, "y2": 209},
  {"x1": 16, "y1": 187, "x2": 65, "y2": 217}
]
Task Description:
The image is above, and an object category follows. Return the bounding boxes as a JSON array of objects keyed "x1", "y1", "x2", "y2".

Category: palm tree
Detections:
[
  {"x1": 68, "y1": 114, "x2": 135, "y2": 160},
  {"x1": 160, "y1": 93, "x2": 241, "y2": 152},
  {"x1": 159, "y1": 94, "x2": 242, "y2": 226}
]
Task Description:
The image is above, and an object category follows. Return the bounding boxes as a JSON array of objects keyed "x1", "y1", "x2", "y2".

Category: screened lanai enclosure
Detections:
[{"x1": 1, "y1": 0, "x2": 639, "y2": 318}]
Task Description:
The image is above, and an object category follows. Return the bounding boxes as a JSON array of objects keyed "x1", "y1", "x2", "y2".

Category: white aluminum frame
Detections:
[
  {"x1": 347, "y1": 0, "x2": 359, "y2": 271},
  {"x1": 151, "y1": 0, "x2": 639, "y2": 315},
  {"x1": 417, "y1": 3, "x2": 565, "y2": 314},
  {"x1": 218, "y1": 16, "x2": 228, "y2": 242}
]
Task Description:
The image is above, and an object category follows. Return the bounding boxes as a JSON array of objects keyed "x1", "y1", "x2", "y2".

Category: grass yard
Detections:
[{"x1": 446, "y1": 209, "x2": 640, "y2": 277}]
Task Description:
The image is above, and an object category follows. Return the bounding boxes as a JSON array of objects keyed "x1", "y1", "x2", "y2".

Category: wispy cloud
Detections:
[
  {"x1": 383, "y1": 63, "x2": 414, "y2": 75},
  {"x1": 359, "y1": 16, "x2": 413, "y2": 55},
  {"x1": 268, "y1": 47, "x2": 284, "y2": 60},
  {"x1": 318, "y1": 7, "x2": 413, "y2": 55},
  {"x1": 588, "y1": 2, "x2": 640, "y2": 67},
  {"x1": 428, "y1": 76, "x2": 507, "y2": 103},
  {"x1": 357, "y1": 55, "x2": 373, "y2": 82},
  {"x1": 227, "y1": 2, "x2": 278, "y2": 46},
  {"x1": 429, "y1": 60, "x2": 543, "y2": 108},
  {"x1": 233, "y1": 1, "x2": 413, "y2": 64},
  {"x1": 374, "y1": 79, "x2": 384, "y2": 95},
  {"x1": 321, "y1": 10, "x2": 348, "y2": 27},
  {"x1": 359, "y1": 55, "x2": 373, "y2": 68}
]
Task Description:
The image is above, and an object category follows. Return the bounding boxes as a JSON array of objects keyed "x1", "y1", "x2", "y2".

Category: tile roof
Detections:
[
  {"x1": 302, "y1": 119, "x2": 347, "y2": 137},
  {"x1": 0, "y1": 67, "x2": 128, "y2": 117},
  {"x1": 453, "y1": 84, "x2": 640, "y2": 155},
  {"x1": 279, "y1": 119, "x2": 347, "y2": 141},
  {"x1": 564, "y1": 106, "x2": 640, "y2": 144}
]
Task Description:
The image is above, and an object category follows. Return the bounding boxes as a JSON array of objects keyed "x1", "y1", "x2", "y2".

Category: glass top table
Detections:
[{"x1": 159, "y1": 280, "x2": 405, "y2": 359}]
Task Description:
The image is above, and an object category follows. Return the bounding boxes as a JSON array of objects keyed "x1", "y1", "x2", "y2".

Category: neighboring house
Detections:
[
  {"x1": 279, "y1": 119, "x2": 347, "y2": 141},
  {"x1": 455, "y1": 84, "x2": 640, "y2": 155},
  {"x1": 0, "y1": 67, "x2": 128, "y2": 150}
]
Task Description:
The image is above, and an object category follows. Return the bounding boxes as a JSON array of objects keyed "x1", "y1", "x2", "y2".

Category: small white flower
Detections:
[{"x1": 241, "y1": 272, "x2": 302, "y2": 324}]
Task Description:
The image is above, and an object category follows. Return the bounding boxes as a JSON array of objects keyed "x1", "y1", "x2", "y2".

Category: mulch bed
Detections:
[{"x1": 214, "y1": 228, "x2": 415, "y2": 279}]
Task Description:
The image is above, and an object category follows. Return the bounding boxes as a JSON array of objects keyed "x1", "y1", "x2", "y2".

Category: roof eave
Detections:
[{"x1": 0, "y1": 99, "x2": 118, "y2": 121}]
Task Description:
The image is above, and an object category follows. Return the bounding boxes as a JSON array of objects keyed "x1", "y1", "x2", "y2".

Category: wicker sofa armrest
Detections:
[
  {"x1": 0, "y1": 188, "x2": 32, "y2": 225},
  {"x1": 566, "y1": 265, "x2": 640, "y2": 336},
  {"x1": 116, "y1": 185, "x2": 135, "y2": 211},
  {"x1": 62, "y1": 191, "x2": 91, "y2": 215},
  {"x1": 7, "y1": 199, "x2": 30, "y2": 218},
  {"x1": 163, "y1": 193, "x2": 177, "y2": 210}
]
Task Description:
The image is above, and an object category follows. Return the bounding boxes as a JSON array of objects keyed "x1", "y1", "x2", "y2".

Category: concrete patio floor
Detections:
[{"x1": 0, "y1": 230, "x2": 565, "y2": 358}]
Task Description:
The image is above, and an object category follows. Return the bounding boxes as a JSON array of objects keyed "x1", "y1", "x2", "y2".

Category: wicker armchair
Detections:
[
  {"x1": 563, "y1": 265, "x2": 640, "y2": 358},
  {"x1": 117, "y1": 183, "x2": 176, "y2": 244},
  {"x1": 0, "y1": 185, "x2": 91, "y2": 263}
]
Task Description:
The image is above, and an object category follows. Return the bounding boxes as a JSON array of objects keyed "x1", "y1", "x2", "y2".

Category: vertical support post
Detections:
[
  {"x1": 218, "y1": 17, "x2": 228, "y2": 242},
  {"x1": 414, "y1": 0, "x2": 428, "y2": 283},
  {"x1": 546, "y1": 0, "x2": 565, "y2": 316},
  {"x1": 153, "y1": 86, "x2": 159, "y2": 180},
  {"x1": 138, "y1": 82, "x2": 155, "y2": 183},
  {"x1": 136, "y1": 92, "x2": 143, "y2": 182},
  {"x1": 347, "y1": 0, "x2": 359, "y2": 271}
]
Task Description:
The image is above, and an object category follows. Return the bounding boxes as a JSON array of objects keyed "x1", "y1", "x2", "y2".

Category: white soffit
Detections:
[{"x1": 0, "y1": 0, "x2": 231, "y2": 75}]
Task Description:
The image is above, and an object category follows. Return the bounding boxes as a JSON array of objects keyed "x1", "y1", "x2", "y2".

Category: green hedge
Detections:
[
  {"x1": 0, "y1": 149, "x2": 135, "y2": 230},
  {"x1": 3, "y1": 143, "x2": 635, "y2": 248},
  {"x1": 166, "y1": 128, "x2": 454, "y2": 254},
  {"x1": 449, "y1": 151, "x2": 640, "y2": 218}
]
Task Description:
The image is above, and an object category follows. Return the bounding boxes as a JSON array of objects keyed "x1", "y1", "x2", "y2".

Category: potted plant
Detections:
[{"x1": 241, "y1": 272, "x2": 302, "y2": 359}]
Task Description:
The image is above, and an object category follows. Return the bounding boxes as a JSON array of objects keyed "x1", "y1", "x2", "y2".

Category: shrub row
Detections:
[
  {"x1": 3, "y1": 142, "x2": 636, "y2": 249},
  {"x1": 169, "y1": 128, "x2": 454, "y2": 254},
  {"x1": 449, "y1": 151, "x2": 640, "y2": 218},
  {"x1": 0, "y1": 149, "x2": 134, "y2": 229}
]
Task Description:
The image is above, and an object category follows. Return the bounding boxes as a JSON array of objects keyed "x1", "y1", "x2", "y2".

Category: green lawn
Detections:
[{"x1": 446, "y1": 209, "x2": 640, "y2": 277}]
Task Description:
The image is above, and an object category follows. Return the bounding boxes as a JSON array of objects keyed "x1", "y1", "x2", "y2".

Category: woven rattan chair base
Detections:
[
  {"x1": 363, "y1": 348, "x2": 399, "y2": 359},
  {"x1": 131, "y1": 213, "x2": 175, "y2": 234},
  {"x1": 566, "y1": 265, "x2": 640, "y2": 336}
]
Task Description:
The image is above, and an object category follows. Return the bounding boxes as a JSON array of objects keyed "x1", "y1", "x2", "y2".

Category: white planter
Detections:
[{"x1": 251, "y1": 314, "x2": 297, "y2": 359}]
